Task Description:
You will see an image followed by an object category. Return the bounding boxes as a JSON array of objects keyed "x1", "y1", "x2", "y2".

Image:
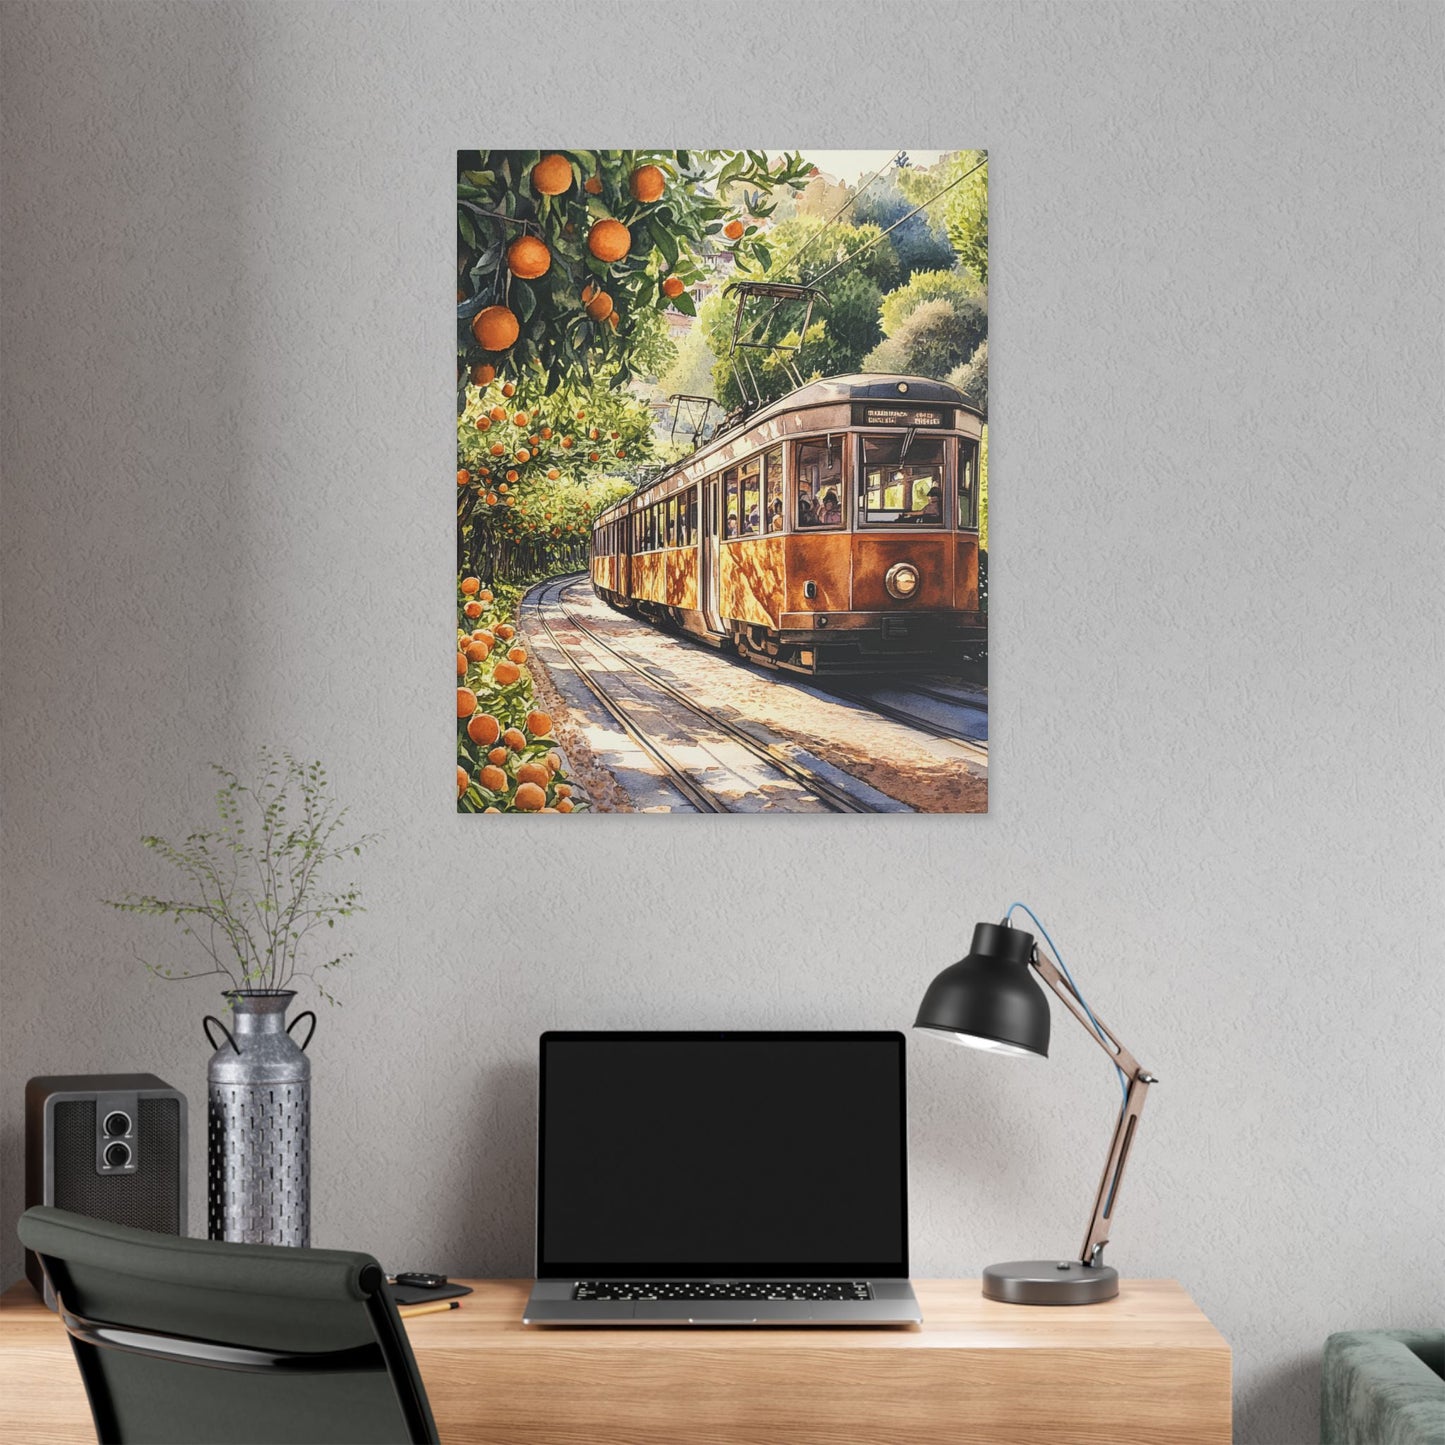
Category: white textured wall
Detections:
[{"x1": 2, "y1": 4, "x2": 1441, "y2": 1441}]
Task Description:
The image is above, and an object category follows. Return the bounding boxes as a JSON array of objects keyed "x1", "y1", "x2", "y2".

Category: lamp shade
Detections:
[{"x1": 913, "y1": 922, "x2": 1051, "y2": 1057}]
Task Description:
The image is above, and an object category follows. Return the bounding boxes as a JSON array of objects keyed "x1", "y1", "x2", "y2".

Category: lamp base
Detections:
[{"x1": 982, "y1": 1259, "x2": 1120, "y2": 1305}]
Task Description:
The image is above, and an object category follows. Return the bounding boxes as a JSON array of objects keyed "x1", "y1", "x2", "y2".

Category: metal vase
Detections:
[{"x1": 204, "y1": 989, "x2": 315, "y2": 1246}]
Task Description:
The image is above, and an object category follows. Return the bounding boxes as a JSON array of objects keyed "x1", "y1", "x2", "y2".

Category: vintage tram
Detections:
[{"x1": 589, "y1": 374, "x2": 985, "y2": 674}]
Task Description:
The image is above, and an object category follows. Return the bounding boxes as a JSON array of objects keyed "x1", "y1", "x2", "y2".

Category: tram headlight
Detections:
[{"x1": 885, "y1": 562, "x2": 920, "y2": 599}]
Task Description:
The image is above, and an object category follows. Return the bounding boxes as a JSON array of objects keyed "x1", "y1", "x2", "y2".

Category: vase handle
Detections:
[
  {"x1": 203, "y1": 1015, "x2": 241, "y2": 1056},
  {"x1": 287, "y1": 1010, "x2": 317, "y2": 1052}
]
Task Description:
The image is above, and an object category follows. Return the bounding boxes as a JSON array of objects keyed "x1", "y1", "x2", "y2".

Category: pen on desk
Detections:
[{"x1": 398, "y1": 1300, "x2": 460, "y2": 1319}]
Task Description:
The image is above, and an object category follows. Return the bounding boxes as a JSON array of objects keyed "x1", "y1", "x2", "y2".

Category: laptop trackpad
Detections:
[{"x1": 634, "y1": 1302, "x2": 807, "y2": 1324}]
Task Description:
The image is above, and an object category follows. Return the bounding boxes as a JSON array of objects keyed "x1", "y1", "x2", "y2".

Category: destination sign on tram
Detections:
[{"x1": 854, "y1": 406, "x2": 945, "y2": 427}]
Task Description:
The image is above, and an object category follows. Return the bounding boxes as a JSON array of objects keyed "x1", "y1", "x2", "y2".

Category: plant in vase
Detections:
[{"x1": 106, "y1": 749, "x2": 376, "y2": 1247}]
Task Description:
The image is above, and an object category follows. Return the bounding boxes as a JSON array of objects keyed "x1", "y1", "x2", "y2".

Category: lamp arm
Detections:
[{"x1": 1029, "y1": 950, "x2": 1157, "y2": 1270}]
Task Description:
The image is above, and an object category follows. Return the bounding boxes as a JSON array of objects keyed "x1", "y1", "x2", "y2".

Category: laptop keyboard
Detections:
[{"x1": 572, "y1": 1281, "x2": 873, "y2": 1302}]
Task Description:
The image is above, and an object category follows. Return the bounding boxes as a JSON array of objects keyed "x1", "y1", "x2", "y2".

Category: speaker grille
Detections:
[{"x1": 53, "y1": 1097, "x2": 182, "y2": 1231}]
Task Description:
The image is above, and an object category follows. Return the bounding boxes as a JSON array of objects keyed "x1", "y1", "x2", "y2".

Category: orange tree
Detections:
[
  {"x1": 456, "y1": 579, "x2": 582, "y2": 814},
  {"x1": 457, "y1": 149, "x2": 812, "y2": 397}
]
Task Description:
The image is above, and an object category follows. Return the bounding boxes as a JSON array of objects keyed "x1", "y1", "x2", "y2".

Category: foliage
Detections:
[
  {"x1": 658, "y1": 326, "x2": 718, "y2": 402},
  {"x1": 105, "y1": 752, "x2": 375, "y2": 1004},
  {"x1": 897, "y1": 151, "x2": 989, "y2": 285},
  {"x1": 851, "y1": 169, "x2": 956, "y2": 280},
  {"x1": 948, "y1": 340, "x2": 988, "y2": 419},
  {"x1": 879, "y1": 268, "x2": 985, "y2": 335},
  {"x1": 457, "y1": 149, "x2": 812, "y2": 401},
  {"x1": 862, "y1": 297, "x2": 987, "y2": 379},
  {"x1": 456, "y1": 581, "x2": 585, "y2": 814}
]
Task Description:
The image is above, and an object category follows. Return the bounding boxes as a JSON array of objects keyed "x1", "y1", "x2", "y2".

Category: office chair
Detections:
[{"x1": 18, "y1": 1205, "x2": 439, "y2": 1445}]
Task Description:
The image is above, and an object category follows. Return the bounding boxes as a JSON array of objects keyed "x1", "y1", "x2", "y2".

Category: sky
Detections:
[{"x1": 772, "y1": 150, "x2": 949, "y2": 186}]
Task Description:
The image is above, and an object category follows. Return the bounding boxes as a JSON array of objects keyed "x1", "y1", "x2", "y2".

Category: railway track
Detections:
[
  {"x1": 815, "y1": 681, "x2": 989, "y2": 760},
  {"x1": 526, "y1": 577, "x2": 883, "y2": 815}
]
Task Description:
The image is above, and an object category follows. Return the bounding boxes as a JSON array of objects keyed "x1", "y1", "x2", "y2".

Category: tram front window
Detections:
[
  {"x1": 861, "y1": 434, "x2": 947, "y2": 526},
  {"x1": 794, "y1": 435, "x2": 845, "y2": 530}
]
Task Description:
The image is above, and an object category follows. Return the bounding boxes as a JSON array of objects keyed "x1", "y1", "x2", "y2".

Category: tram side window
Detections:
[
  {"x1": 861, "y1": 434, "x2": 947, "y2": 526},
  {"x1": 666, "y1": 496, "x2": 678, "y2": 548},
  {"x1": 764, "y1": 448, "x2": 784, "y2": 532},
  {"x1": 794, "y1": 436, "x2": 845, "y2": 529},
  {"x1": 958, "y1": 440, "x2": 979, "y2": 530},
  {"x1": 687, "y1": 493, "x2": 698, "y2": 545},
  {"x1": 723, "y1": 468, "x2": 740, "y2": 540},
  {"x1": 739, "y1": 460, "x2": 761, "y2": 537}
]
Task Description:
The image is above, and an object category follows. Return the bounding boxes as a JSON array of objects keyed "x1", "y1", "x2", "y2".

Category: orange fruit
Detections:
[
  {"x1": 516, "y1": 760, "x2": 550, "y2": 788},
  {"x1": 472, "y1": 627, "x2": 494, "y2": 643},
  {"x1": 515, "y1": 781, "x2": 546, "y2": 811},
  {"x1": 464, "y1": 639, "x2": 490, "y2": 663},
  {"x1": 457, "y1": 469, "x2": 471, "y2": 488},
  {"x1": 585, "y1": 289, "x2": 613, "y2": 321},
  {"x1": 589, "y1": 451, "x2": 600, "y2": 462},
  {"x1": 506, "y1": 234, "x2": 551, "y2": 279},
  {"x1": 507, "y1": 646, "x2": 527, "y2": 664},
  {"x1": 629, "y1": 164, "x2": 665, "y2": 203},
  {"x1": 498, "y1": 484, "x2": 509, "y2": 494},
  {"x1": 583, "y1": 175, "x2": 602, "y2": 195},
  {"x1": 479, "y1": 589, "x2": 493, "y2": 601},
  {"x1": 494, "y1": 660, "x2": 521, "y2": 685},
  {"x1": 489, "y1": 405, "x2": 506, "y2": 421},
  {"x1": 531, "y1": 153, "x2": 572, "y2": 195},
  {"x1": 490, "y1": 442, "x2": 505, "y2": 456},
  {"x1": 510, "y1": 411, "x2": 525, "y2": 426},
  {"x1": 457, "y1": 765, "x2": 470, "y2": 798},
  {"x1": 456, "y1": 652, "x2": 468, "y2": 675},
  {"x1": 457, "y1": 686, "x2": 478, "y2": 718},
  {"x1": 607, "y1": 311, "x2": 618, "y2": 330},
  {"x1": 502, "y1": 727, "x2": 527, "y2": 751},
  {"x1": 662, "y1": 275, "x2": 685, "y2": 298},
  {"x1": 480, "y1": 764, "x2": 508, "y2": 792},
  {"x1": 529, "y1": 435, "x2": 539, "y2": 446},
  {"x1": 505, "y1": 470, "x2": 518, "y2": 483},
  {"x1": 526, "y1": 710, "x2": 553, "y2": 737},
  {"x1": 460, "y1": 576, "x2": 481, "y2": 595},
  {"x1": 467, "y1": 712, "x2": 501, "y2": 745},
  {"x1": 548, "y1": 750, "x2": 563, "y2": 772},
  {"x1": 496, "y1": 623, "x2": 515, "y2": 640},
  {"x1": 487, "y1": 746, "x2": 508, "y2": 765},
  {"x1": 587, "y1": 218, "x2": 631, "y2": 263},
  {"x1": 555, "y1": 783, "x2": 572, "y2": 799},
  {"x1": 541, "y1": 427, "x2": 552, "y2": 439},
  {"x1": 515, "y1": 449, "x2": 531, "y2": 464},
  {"x1": 576, "y1": 409, "x2": 586, "y2": 420},
  {"x1": 502, "y1": 382, "x2": 515, "y2": 397},
  {"x1": 475, "y1": 416, "x2": 490, "y2": 431},
  {"x1": 609, "y1": 430, "x2": 619, "y2": 439},
  {"x1": 484, "y1": 492, "x2": 497, "y2": 505},
  {"x1": 470, "y1": 362, "x2": 495, "y2": 386},
  {"x1": 723, "y1": 219, "x2": 744, "y2": 240},
  {"x1": 555, "y1": 797, "x2": 575, "y2": 813},
  {"x1": 463, "y1": 600, "x2": 483, "y2": 619},
  {"x1": 561, "y1": 436, "x2": 574, "y2": 449},
  {"x1": 471, "y1": 305, "x2": 519, "y2": 351},
  {"x1": 547, "y1": 468, "x2": 559, "y2": 480}
]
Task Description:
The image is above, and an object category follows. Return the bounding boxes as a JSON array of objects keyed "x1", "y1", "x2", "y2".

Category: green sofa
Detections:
[{"x1": 1322, "y1": 1330, "x2": 1445, "y2": 1445}]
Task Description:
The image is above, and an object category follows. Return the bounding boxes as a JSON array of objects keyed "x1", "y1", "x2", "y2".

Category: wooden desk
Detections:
[{"x1": 0, "y1": 1277, "x2": 1231, "y2": 1444}]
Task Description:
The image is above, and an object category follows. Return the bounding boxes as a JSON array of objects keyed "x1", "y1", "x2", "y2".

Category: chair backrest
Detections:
[{"x1": 18, "y1": 1206, "x2": 439, "y2": 1445}]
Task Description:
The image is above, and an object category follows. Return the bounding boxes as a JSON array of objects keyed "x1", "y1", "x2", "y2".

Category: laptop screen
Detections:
[{"x1": 537, "y1": 1032, "x2": 907, "y2": 1279}]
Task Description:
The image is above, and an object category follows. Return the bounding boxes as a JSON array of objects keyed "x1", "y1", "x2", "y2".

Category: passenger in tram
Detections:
[
  {"x1": 725, "y1": 512, "x2": 739, "y2": 539},
  {"x1": 917, "y1": 485, "x2": 943, "y2": 522},
  {"x1": 796, "y1": 484, "x2": 816, "y2": 528},
  {"x1": 768, "y1": 498, "x2": 785, "y2": 532},
  {"x1": 746, "y1": 504, "x2": 760, "y2": 533},
  {"x1": 817, "y1": 488, "x2": 842, "y2": 525}
]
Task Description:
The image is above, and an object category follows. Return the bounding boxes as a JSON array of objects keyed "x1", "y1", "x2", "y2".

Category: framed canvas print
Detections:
[{"x1": 457, "y1": 150, "x2": 987, "y2": 814}]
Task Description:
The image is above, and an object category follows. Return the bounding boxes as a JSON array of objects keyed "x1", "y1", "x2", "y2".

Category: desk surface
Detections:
[{"x1": 1, "y1": 1277, "x2": 1231, "y2": 1444}]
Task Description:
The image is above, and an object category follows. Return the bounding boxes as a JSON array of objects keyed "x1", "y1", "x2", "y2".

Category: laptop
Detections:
[{"x1": 523, "y1": 1031, "x2": 921, "y2": 1326}]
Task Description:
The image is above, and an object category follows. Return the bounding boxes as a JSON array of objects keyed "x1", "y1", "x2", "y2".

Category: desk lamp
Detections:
[{"x1": 913, "y1": 908, "x2": 1157, "y2": 1305}]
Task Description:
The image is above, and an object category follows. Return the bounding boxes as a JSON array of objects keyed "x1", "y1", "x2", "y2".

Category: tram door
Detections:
[{"x1": 701, "y1": 477, "x2": 723, "y2": 634}]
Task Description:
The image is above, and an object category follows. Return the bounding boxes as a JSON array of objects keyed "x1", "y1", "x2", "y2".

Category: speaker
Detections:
[{"x1": 25, "y1": 1073, "x2": 188, "y2": 1306}]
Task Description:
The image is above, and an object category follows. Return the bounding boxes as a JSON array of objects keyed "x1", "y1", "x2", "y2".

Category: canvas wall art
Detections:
[{"x1": 456, "y1": 149, "x2": 988, "y2": 814}]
